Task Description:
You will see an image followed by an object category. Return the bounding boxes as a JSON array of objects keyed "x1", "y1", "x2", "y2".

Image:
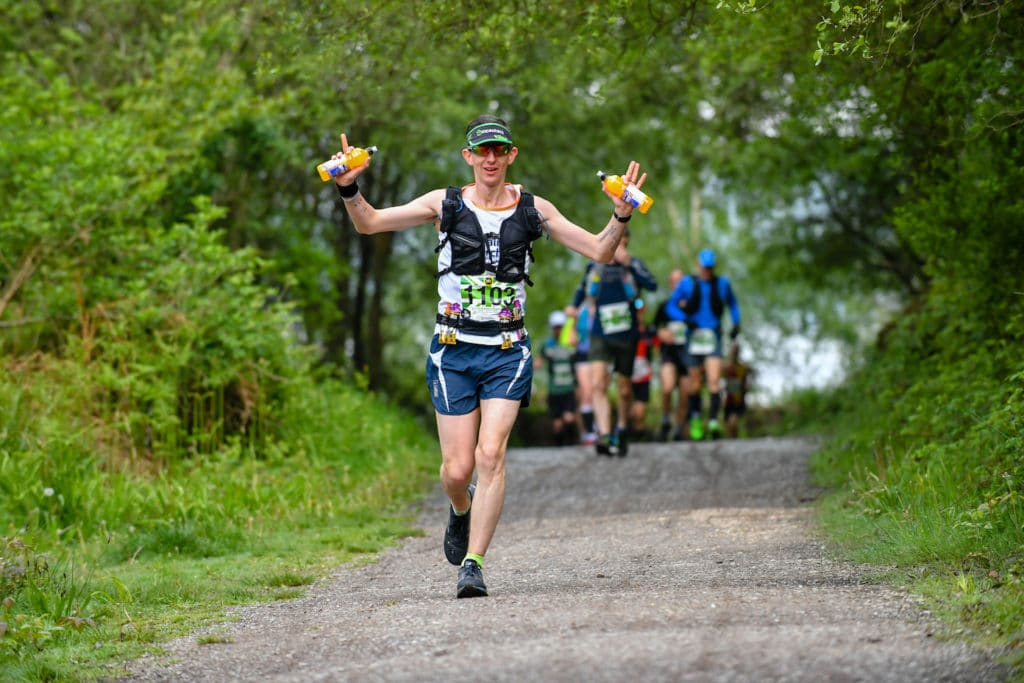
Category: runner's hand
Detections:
[
  {"x1": 332, "y1": 133, "x2": 372, "y2": 187},
  {"x1": 601, "y1": 160, "x2": 647, "y2": 215}
]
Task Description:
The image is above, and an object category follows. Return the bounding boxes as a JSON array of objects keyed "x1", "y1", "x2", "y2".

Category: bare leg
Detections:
[
  {"x1": 575, "y1": 361, "x2": 594, "y2": 439},
  {"x1": 615, "y1": 373, "x2": 633, "y2": 431},
  {"x1": 659, "y1": 362, "x2": 677, "y2": 421},
  {"x1": 590, "y1": 360, "x2": 613, "y2": 436},
  {"x1": 436, "y1": 410, "x2": 480, "y2": 513},
  {"x1": 705, "y1": 356, "x2": 723, "y2": 425},
  {"x1": 435, "y1": 398, "x2": 520, "y2": 559},
  {"x1": 466, "y1": 398, "x2": 520, "y2": 556},
  {"x1": 676, "y1": 373, "x2": 689, "y2": 429}
]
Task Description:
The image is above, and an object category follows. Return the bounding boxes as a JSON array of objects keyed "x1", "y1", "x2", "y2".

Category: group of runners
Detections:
[
  {"x1": 539, "y1": 247, "x2": 750, "y2": 455},
  {"x1": 327, "y1": 114, "x2": 746, "y2": 598}
]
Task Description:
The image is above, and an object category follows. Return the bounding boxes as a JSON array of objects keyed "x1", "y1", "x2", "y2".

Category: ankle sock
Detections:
[
  {"x1": 581, "y1": 405, "x2": 594, "y2": 433},
  {"x1": 709, "y1": 393, "x2": 721, "y2": 420},
  {"x1": 463, "y1": 552, "x2": 484, "y2": 567},
  {"x1": 688, "y1": 394, "x2": 702, "y2": 420}
]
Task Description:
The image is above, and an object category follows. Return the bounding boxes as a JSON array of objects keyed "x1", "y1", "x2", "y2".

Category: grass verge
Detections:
[{"x1": 0, "y1": 378, "x2": 438, "y2": 682}]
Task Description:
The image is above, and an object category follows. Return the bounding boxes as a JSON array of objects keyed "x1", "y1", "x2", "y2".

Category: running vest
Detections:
[
  {"x1": 435, "y1": 186, "x2": 545, "y2": 286},
  {"x1": 682, "y1": 274, "x2": 725, "y2": 319}
]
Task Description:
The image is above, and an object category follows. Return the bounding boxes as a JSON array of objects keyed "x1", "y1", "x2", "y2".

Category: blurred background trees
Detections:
[{"x1": 2, "y1": 0, "x2": 1021, "y2": 449}]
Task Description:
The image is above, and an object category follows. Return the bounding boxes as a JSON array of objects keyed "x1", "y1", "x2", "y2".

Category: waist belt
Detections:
[{"x1": 436, "y1": 314, "x2": 525, "y2": 334}]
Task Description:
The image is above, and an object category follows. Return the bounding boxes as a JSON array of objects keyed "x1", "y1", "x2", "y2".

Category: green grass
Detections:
[
  {"x1": 0, "y1": 375, "x2": 438, "y2": 681},
  {"x1": 799, "y1": 346, "x2": 1024, "y2": 677}
]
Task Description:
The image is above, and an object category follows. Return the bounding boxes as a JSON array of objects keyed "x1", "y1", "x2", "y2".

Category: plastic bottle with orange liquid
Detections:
[
  {"x1": 317, "y1": 146, "x2": 378, "y2": 182},
  {"x1": 596, "y1": 171, "x2": 654, "y2": 213}
]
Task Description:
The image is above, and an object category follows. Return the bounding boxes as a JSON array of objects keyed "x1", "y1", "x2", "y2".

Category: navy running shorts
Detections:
[
  {"x1": 660, "y1": 343, "x2": 688, "y2": 370},
  {"x1": 426, "y1": 335, "x2": 533, "y2": 416},
  {"x1": 547, "y1": 391, "x2": 577, "y2": 418},
  {"x1": 587, "y1": 336, "x2": 637, "y2": 377},
  {"x1": 686, "y1": 329, "x2": 724, "y2": 367},
  {"x1": 631, "y1": 380, "x2": 651, "y2": 403}
]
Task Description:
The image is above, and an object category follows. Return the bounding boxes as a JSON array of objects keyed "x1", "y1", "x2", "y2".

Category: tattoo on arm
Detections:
[
  {"x1": 344, "y1": 195, "x2": 373, "y2": 221},
  {"x1": 597, "y1": 220, "x2": 625, "y2": 243}
]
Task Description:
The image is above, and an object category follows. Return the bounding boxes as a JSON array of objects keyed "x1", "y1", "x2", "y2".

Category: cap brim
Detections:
[{"x1": 466, "y1": 123, "x2": 514, "y2": 147}]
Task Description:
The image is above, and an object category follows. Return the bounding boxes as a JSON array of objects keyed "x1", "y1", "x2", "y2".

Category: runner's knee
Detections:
[
  {"x1": 474, "y1": 443, "x2": 507, "y2": 478},
  {"x1": 441, "y1": 460, "x2": 474, "y2": 488}
]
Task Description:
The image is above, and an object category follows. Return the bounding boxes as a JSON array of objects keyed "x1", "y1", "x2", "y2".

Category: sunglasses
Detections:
[{"x1": 470, "y1": 143, "x2": 513, "y2": 157}]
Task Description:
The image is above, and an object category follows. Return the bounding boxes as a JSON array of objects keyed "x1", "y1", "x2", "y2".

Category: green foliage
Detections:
[
  {"x1": 806, "y1": 291, "x2": 1024, "y2": 659},
  {"x1": 0, "y1": 376, "x2": 437, "y2": 674},
  {"x1": 3, "y1": 0, "x2": 1024, "y2": 674},
  {"x1": 0, "y1": 538, "x2": 113, "y2": 661}
]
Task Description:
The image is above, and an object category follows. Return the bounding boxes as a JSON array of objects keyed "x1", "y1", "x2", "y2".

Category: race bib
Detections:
[
  {"x1": 552, "y1": 361, "x2": 575, "y2": 389},
  {"x1": 459, "y1": 274, "x2": 517, "y2": 317},
  {"x1": 598, "y1": 301, "x2": 632, "y2": 334},
  {"x1": 666, "y1": 321, "x2": 687, "y2": 345},
  {"x1": 689, "y1": 327, "x2": 717, "y2": 355}
]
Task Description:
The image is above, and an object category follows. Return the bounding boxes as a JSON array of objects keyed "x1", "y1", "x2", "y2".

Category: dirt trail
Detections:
[{"x1": 122, "y1": 437, "x2": 1006, "y2": 682}]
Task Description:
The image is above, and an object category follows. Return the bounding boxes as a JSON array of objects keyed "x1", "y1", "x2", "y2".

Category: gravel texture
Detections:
[{"x1": 120, "y1": 436, "x2": 1008, "y2": 682}]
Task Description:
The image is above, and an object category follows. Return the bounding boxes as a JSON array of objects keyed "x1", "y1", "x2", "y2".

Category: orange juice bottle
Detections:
[
  {"x1": 597, "y1": 171, "x2": 654, "y2": 213},
  {"x1": 317, "y1": 146, "x2": 378, "y2": 182}
]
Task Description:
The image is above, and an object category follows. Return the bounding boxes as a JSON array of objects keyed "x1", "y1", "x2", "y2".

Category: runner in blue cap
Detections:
[{"x1": 665, "y1": 248, "x2": 741, "y2": 440}]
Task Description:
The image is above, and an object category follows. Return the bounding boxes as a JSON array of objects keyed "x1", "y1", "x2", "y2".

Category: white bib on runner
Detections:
[
  {"x1": 598, "y1": 301, "x2": 632, "y2": 334},
  {"x1": 689, "y1": 327, "x2": 716, "y2": 355},
  {"x1": 435, "y1": 187, "x2": 529, "y2": 345},
  {"x1": 666, "y1": 320, "x2": 687, "y2": 345}
]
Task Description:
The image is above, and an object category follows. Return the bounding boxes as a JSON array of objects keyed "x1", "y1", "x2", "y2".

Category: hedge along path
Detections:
[{"x1": 124, "y1": 437, "x2": 1007, "y2": 682}]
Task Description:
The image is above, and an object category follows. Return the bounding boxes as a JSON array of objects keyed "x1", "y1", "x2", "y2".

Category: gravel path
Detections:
[{"x1": 121, "y1": 436, "x2": 1007, "y2": 682}]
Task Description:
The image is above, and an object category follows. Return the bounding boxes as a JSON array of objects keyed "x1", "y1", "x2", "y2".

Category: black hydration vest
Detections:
[
  {"x1": 435, "y1": 186, "x2": 545, "y2": 286},
  {"x1": 682, "y1": 274, "x2": 725, "y2": 318}
]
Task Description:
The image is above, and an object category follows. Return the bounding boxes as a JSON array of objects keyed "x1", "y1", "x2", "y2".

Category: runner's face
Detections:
[{"x1": 462, "y1": 143, "x2": 517, "y2": 184}]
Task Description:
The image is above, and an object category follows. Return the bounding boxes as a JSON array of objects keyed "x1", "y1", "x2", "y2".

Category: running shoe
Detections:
[
  {"x1": 689, "y1": 416, "x2": 704, "y2": 441},
  {"x1": 614, "y1": 427, "x2": 629, "y2": 457},
  {"x1": 595, "y1": 434, "x2": 613, "y2": 456},
  {"x1": 659, "y1": 422, "x2": 672, "y2": 442},
  {"x1": 443, "y1": 483, "x2": 475, "y2": 566},
  {"x1": 708, "y1": 419, "x2": 722, "y2": 440},
  {"x1": 457, "y1": 559, "x2": 488, "y2": 598}
]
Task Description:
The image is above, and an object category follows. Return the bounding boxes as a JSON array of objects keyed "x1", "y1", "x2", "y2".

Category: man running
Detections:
[
  {"x1": 666, "y1": 248, "x2": 740, "y2": 440},
  {"x1": 629, "y1": 303, "x2": 656, "y2": 441},
  {"x1": 653, "y1": 268, "x2": 688, "y2": 441},
  {"x1": 722, "y1": 341, "x2": 752, "y2": 439},
  {"x1": 328, "y1": 117, "x2": 648, "y2": 598},
  {"x1": 537, "y1": 310, "x2": 578, "y2": 446},
  {"x1": 569, "y1": 229, "x2": 657, "y2": 456}
]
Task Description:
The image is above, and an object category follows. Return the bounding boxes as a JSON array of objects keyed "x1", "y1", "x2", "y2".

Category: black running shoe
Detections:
[
  {"x1": 595, "y1": 434, "x2": 613, "y2": 456},
  {"x1": 615, "y1": 429, "x2": 629, "y2": 457},
  {"x1": 457, "y1": 559, "x2": 488, "y2": 598},
  {"x1": 443, "y1": 484, "x2": 475, "y2": 566}
]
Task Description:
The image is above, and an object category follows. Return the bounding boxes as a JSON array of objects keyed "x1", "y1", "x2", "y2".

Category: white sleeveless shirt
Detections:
[{"x1": 434, "y1": 184, "x2": 531, "y2": 346}]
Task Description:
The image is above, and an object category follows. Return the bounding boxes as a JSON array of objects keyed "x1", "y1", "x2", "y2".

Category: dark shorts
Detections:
[
  {"x1": 725, "y1": 400, "x2": 746, "y2": 418},
  {"x1": 587, "y1": 336, "x2": 637, "y2": 377},
  {"x1": 660, "y1": 343, "x2": 688, "y2": 370},
  {"x1": 686, "y1": 329, "x2": 724, "y2": 367},
  {"x1": 426, "y1": 335, "x2": 533, "y2": 416},
  {"x1": 631, "y1": 381, "x2": 650, "y2": 403},
  {"x1": 547, "y1": 391, "x2": 577, "y2": 417}
]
